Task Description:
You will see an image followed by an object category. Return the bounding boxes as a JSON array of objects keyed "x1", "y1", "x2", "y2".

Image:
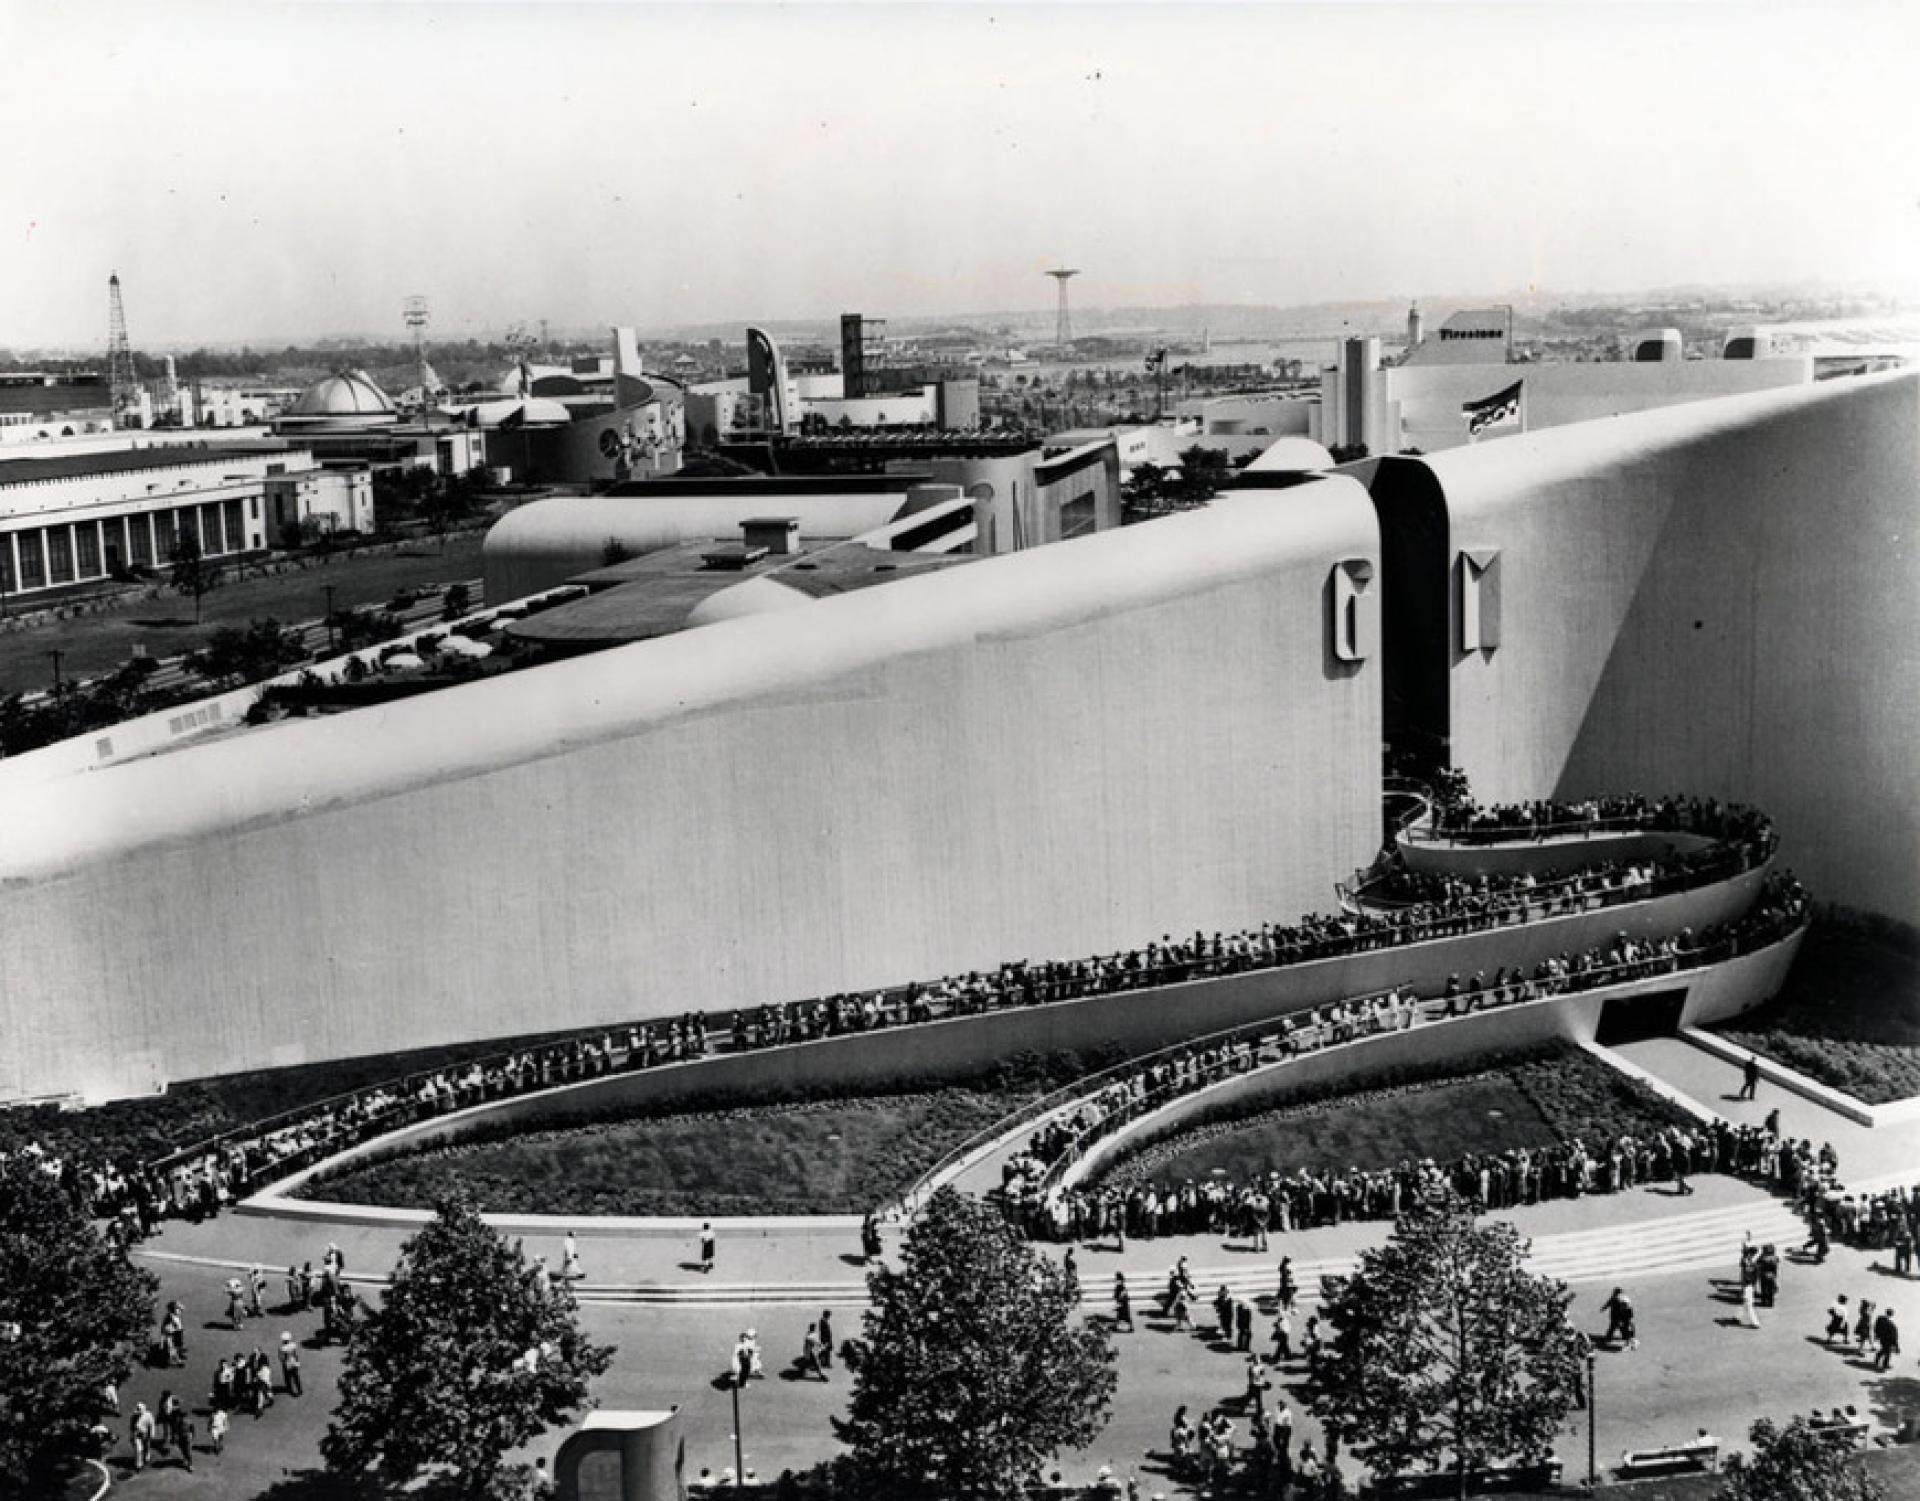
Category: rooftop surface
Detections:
[
  {"x1": 0, "y1": 443, "x2": 300, "y2": 486},
  {"x1": 505, "y1": 539, "x2": 972, "y2": 648}
]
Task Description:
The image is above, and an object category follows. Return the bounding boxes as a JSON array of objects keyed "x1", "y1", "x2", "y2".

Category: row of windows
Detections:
[{"x1": 0, "y1": 499, "x2": 253, "y2": 595}]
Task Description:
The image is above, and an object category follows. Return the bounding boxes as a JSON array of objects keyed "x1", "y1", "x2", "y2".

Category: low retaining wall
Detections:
[
  {"x1": 1057, "y1": 934, "x2": 1803, "y2": 1191},
  {"x1": 1679, "y1": 1025, "x2": 1920, "y2": 1128}
]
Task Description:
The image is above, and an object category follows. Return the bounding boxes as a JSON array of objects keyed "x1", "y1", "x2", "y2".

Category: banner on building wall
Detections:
[{"x1": 1463, "y1": 379, "x2": 1524, "y2": 436}]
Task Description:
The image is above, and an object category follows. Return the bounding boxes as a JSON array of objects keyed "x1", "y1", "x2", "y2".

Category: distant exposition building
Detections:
[{"x1": 0, "y1": 371, "x2": 1915, "y2": 1103}]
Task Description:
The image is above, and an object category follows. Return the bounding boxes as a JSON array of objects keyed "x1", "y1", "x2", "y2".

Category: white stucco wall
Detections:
[
  {"x1": 1430, "y1": 369, "x2": 1920, "y2": 924},
  {"x1": 1389, "y1": 356, "x2": 1814, "y2": 454},
  {"x1": 0, "y1": 483, "x2": 1383, "y2": 1102}
]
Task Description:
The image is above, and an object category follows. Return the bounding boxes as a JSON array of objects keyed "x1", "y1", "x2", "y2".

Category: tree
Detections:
[
  {"x1": 420, "y1": 475, "x2": 475, "y2": 552},
  {"x1": 0, "y1": 1151, "x2": 157, "y2": 1496},
  {"x1": 1172, "y1": 444, "x2": 1233, "y2": 506},
  {"x1": 441, "y1": 583, "x2": 472, "y2": 622},
  {"x1": 187, "y1": 618, "x2": 308, "y2": 688},
  {"x1": 1306, "y1": 1192, "x2": 1582, "y2": 1498},
  {"x1": 1717, "y1": 1417, "x2": 1886, "y2": 1501},
  {"x1": 167, "y1": 530, "x2": 223, "y2": 622},
  {"x1": 834, "y1": 1187, "x2": 1115, "y2": 1499},
  {"x1": 321, "y1": 1194, "x2": 613, "y2": 1499}
]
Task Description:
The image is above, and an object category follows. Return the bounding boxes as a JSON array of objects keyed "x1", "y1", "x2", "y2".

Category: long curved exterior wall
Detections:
[
  {"x1": 0, "y1": 486, "x2": 1382, "y2": 1103},
  {"x1": 1424, "y1": 370, "x2": 1920, "y2": 925}
]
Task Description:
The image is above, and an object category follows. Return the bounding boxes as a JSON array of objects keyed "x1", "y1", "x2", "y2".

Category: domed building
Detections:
[
  {"x1": 275, "y1": 369, "x2": 401, "y2": 434},
  {"x1": 271, "y1": 368, "x2": 487, "y2": 478}
]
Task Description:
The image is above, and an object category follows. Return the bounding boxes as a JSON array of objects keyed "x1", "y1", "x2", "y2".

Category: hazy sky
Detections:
[{"x1": 5, "y1": 1, "x2": 1918, "y2": 347}]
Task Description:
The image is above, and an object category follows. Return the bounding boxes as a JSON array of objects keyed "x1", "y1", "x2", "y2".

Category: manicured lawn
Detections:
[
  {"x1": 0, "y1": 531, "x2": 486, "y2": 693},
  {"x1": 303, "y1": 1085, "x2": 1050, "y2": 1216},
  {"x1": 1115, "y1": 1074, "x2": 1561, "y2": 1185},
  {"x1": 1099, "y1": 1045, "x2": 1691, "y2": 1188},
  {"x1": 1716, "y1": 923, "x2": 1920, "y2": 1104}
]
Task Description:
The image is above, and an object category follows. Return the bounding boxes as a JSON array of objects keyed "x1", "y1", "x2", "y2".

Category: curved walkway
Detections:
[{"x1": 138, "y1": 1163, "x2": 1900, "y2": 1308}]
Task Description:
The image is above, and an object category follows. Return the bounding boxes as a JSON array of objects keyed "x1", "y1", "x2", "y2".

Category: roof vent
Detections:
[{"x1": 741, "y1": 516, "x2": 801, "y2": 555}]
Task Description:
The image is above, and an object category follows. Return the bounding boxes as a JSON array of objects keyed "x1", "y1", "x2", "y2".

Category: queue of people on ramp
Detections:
[
  {"x1": 7, "y1": 797, "x2": 1787, "y2": 1253},
  {"x1": 1425, "y1": 792, "x2": 1774, "y2": 848},
  {"x1": 992, "y1": 876, "x2": 1810, "y2": 1242}
]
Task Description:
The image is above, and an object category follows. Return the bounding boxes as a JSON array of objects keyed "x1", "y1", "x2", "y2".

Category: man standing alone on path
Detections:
[
  {"x1": 279, "y1": 1332, "x2": 303, "y2": 1397},
  {"x1": 1738, "y1": 1054, "x2": 1760, "y2": 1101},
  {"x1": 1602, "y1": 1287, "x2": 1638, "y2": 1349},
  {"x1": 699, "y1": 1222, "x2": 716, "y2": 1274}
]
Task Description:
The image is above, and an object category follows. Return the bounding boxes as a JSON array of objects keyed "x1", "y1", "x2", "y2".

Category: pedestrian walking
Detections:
[
  {"x1": 1276, "y1": 1257, "x2": 1297, "y2": 1312},
  {"x1": 1737, "y1": 1054, "x2": 1760, "y2": 1100},
  {"x1": 1826, "y1": 1296, "x2": 1851, "y2": 1347},
  {"x1": 1873, "y1": 1310, "x2": 1900, "y2": 1371},
  {"x1": 161, "y1": 1300, "x2": 186, "y2": 1366},
  {"x1": 563, "y1": 1231, "x2": 582, "y2": 1282},
  {"x1": 1602, "y1": 1287, "x2": 1637, "y2": 1349},
  {"x1": 1739, "y1": 1281, "x2": 1760, "y2": 1329},
  {"x1": 129, "y1": 1402, "x2": 154, "y2": 1471},
  {"x1": 247, "y1": 1265, "x2": 268, "y2": 1319},
  {"x1": 208, "y1": 1407, "x2": 228, "y2": 1456},
  {"x1": 1114, "y1": 1273, "x2": 1134, "y2": 1331},
  {"x1": 818, "y1": 1309, "x2": 834, "y2": 1369},
  {"x1": 699, "y1": 1221, "x2": 716, "y2": 1274},
  {"x1": 225, "y1": 1277, "x2": 247, "y2": 1331},
  {"x1": 801, "y1": 1322, "x2": 828, "y2": 1380},
  {"x1": 1855, "y1": 1299, "x2": 1876, "y2": 1355},
  {"x1": 280, "y1": 1332, "x2": 303, "y2": 1396},
  {"x1": 1271, "y1": 1304, "x2": 1294, "y2": 1362}
]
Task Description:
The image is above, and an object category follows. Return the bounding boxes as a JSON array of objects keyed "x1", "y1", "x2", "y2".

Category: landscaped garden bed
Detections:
[
  {"x1": 1092, "y1": 1043, "x2": 1693, "y2": 1190},
  {"x1": 1714, "y1": 922, "x2": 1920, "y2": 1104},
  {"x1": 297, "y1": 1051, "x2": 1116, "y2": 1216}
]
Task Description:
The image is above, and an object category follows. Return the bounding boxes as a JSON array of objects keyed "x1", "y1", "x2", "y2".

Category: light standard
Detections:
[
  {"x1": 1586, "y1": 1348, "x2": 1598, "y2": 1488},
  {"x1": 730, "y1": 1369, "x2": 747, "y2": 1488},
  {"x1": 323, "y1": 584, "x2": 336, "y2": 653}
]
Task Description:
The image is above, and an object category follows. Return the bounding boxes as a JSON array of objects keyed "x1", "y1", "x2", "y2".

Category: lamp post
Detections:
[
  {"x1": 1587, "y1": 1349, "x2": 1598, "y2": 1487},
  {"x1": 730, "y1": 1371, "x2": 746, "y2": 1489},
  {"x1": 47, "y1": 649, "x2": 63, "y2": 695},
  {"x1": 323, "y1": 585, "x2": 336, "y2": 653}
]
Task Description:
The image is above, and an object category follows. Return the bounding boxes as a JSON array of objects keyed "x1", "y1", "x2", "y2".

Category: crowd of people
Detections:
[
  {"x1": 10, "y1": 796, "x2": 1785, "y2": 1251},
  {"x1": 997, "y1": 876, "x2": 1810, "y2": 1242},
  {"x1": 1019, "y1": 1104, "x2": 1835, "y2": 1248},
  {"x1": 1424, "y1": 792, "x2": 1773, "y2": 848}
]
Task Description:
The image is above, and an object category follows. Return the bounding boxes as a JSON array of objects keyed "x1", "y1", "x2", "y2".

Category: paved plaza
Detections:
[{"x1": 103, "y1": 1038, "x2": 1920, "y2": 1499}]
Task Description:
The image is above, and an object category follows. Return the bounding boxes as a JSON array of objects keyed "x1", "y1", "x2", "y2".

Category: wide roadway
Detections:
[{"x1": 112, "y1": 1178, "x2": 1920, "y2": 1500}]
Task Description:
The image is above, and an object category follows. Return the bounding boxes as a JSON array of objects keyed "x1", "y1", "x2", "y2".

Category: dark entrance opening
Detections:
[
  {"x1": 1594, "y1": 988, "x2": 1689, "y2": 1046},
  {"x1": 1365, "y1": 457, "x2": 1451, "y2": 782}
]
